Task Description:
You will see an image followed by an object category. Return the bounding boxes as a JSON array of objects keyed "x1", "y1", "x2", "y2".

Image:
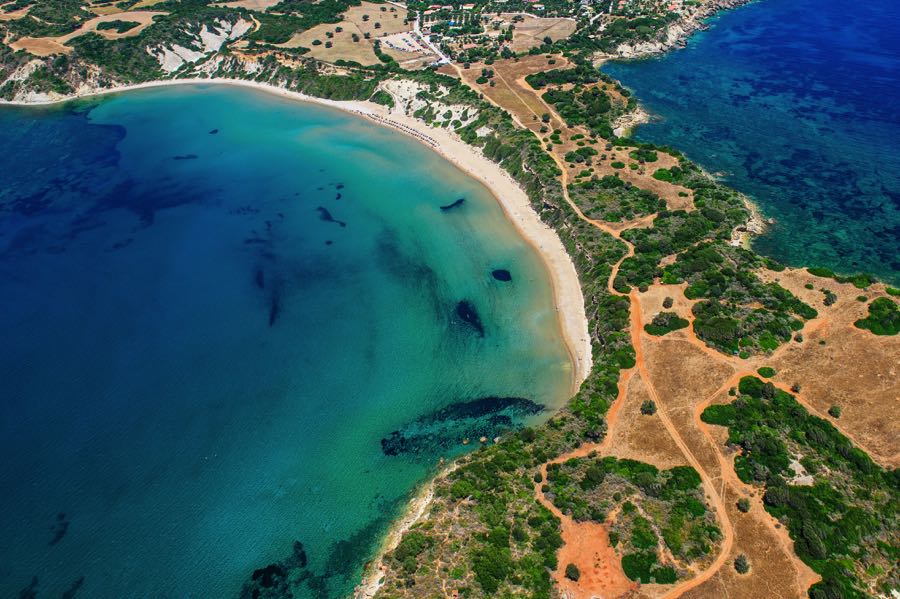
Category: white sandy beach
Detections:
[{"x1": 3, "y1": 77, "x2": 593, "y2": 392}]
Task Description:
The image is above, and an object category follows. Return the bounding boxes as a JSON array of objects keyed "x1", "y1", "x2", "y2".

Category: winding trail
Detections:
[
  {"x1": 456, "y1": 66, "x2": 740, "y2": 596},
  {"x1": 443, "y1": 56, "x2": 887, "y2": 599}
]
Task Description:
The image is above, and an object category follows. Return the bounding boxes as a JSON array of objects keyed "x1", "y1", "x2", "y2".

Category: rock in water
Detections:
[
  {"x1": 316, "y1": 206, "x2": 346, "y2": 227},
  {"x1": 440, "y1": 198, "x2": 465, "y2": 211},
  {"x1": 456, "y1": 300, "x2": 484, "y2": 336},
  {"x1": 491, "y1": 269, "x2": 512, "y2": 282}
]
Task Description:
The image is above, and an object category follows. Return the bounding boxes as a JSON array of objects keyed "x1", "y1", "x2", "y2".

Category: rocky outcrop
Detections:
[
  {"x1": 612, "y1": 0, "x2": 753, "y2": 59},
  {"x1": 148, "y1": 18, "x2": 253, "y2": 73}
]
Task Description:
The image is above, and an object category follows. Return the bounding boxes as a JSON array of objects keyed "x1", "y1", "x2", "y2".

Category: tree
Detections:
[
  {"x1": 640, "y1": 400, "x2": 657, "y2": 415},
  {"x1": 828, "y1": 405, "x2": 842, "y2": 418},
  {"x1": 734, "y1": 554, "x2": 750, "y2": 574},
  {"x1": 541, "y1": 113, "x2": 550, "y2": 123},
  {"x1": 663, "y1": 297, "x2": 674, "y2": 309},
  {"x1": 736, "y1": 498, "x2": 750, "y2": 513},
  {"x1": 565, "y1": 563, "x2": 581, "y2": 581}
]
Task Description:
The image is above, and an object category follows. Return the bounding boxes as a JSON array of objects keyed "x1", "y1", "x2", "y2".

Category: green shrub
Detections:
[
  {"x1": 644, "y1": 312, "x2": 689, "y2": 336},
  {"x1": 640, "y1": 400, "x2": 657, "y2": 415},
  {"x1": 565, "y1": 563, "x2": 580, "y2": 581},
  {"x1": 734, "y1": 554, "x2": 750, "y2": 574},
  {"x1": 854, "y1": 297, "x2": 899, "y2": 335},
  {"x1": 756, "y1": 366, "x2": 776, "y2": 378}
]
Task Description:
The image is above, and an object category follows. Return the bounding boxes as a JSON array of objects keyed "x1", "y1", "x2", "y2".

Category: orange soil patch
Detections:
[
  {"x1": 604, "y1": 374, "x2": 689, "y2": 469},
  {"x1": 555, "y1": 517, "x2": 637, "y2": 599}
]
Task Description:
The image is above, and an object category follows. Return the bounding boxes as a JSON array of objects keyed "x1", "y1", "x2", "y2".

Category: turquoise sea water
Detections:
[
  {"x1": 0, "y1": 85, "x2": 572, "y2": 597},
  {"x1": 604, "y1": 0, "x2": 900, "y2": 284}
]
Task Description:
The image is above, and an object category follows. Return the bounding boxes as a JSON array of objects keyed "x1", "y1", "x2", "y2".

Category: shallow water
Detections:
[
  {"x1": 0, "y1": 85, "x2": 572, "y2": 597},
  {"x1": 604, "y1": 0, "x2": 900, "y2": 284}
]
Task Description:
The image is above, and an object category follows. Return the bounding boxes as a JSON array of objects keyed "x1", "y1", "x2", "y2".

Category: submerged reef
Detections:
[
  {"x1": 455, "y1": 300, "x2": 484, "y2": 336},
  {"x1": 381, "y1": 396, "x2": 543, "y2": 457},
  {"x1": 316, "y1": 207, "x2": 346, "y2": 228},
  {"x1": 440, "y1": 198, "x2": 465, "y2": 211}
]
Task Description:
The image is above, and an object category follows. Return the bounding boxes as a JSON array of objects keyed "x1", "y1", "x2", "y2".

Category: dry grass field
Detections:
[
  {"x1": 275, "y1": 1, "x2": 414, "y2": 67},
  {"x1": 499, "y1": 13, "x2": 576, "y2": 52},
  {"x1": 8, "y1": 10, "x2": 164, "y2": 56},
  {"x1": 278, "y1": 21, "x2": 380, "y2": 65}
]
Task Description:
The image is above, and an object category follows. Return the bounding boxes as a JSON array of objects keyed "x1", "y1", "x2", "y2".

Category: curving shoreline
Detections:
[{"x1": 1, "y1": 77, "x2": 592, "y2": 394}]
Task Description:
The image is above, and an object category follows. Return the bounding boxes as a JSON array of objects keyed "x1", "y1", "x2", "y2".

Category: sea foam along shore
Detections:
[{"x1": 2, "y1": 77, "x2": 592, "y2": 392}]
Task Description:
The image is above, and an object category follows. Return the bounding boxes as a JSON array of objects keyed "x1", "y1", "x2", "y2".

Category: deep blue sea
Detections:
[
  {"x1": 604, "y1": 0, "x2": 900, "y2": 284},
  {"x1": 0, "y1": 85, "x2": 572, "y2": 597}
]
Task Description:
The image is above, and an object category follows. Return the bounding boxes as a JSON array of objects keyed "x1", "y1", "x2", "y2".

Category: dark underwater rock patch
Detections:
[
  {"x1": 18, "y1": 576, "x2": 38, "y2": 599},
  {"x1": 240, "y1": 541, "x2": 309, "y2": 599},
  {"x1": 50, "y1": 512, "x2": 69, "y2": 546},
  {"x1": 316, "y1": 206, "x2": 346, "y2": 227},
  {"x1": 456, "y1": 300, "x2": 484, "y2": 336},
  {"x1": 440, "y1": 198, "x2": 465, "y2": 211},
  {"x1": 381, "y1": 396, "x2": 543, "y2": 457},
  {"x1": 110, "y1": 238, "x2": 133, "y2": 251},
  {"x1": 492, "y1": 269, "x2": 512, "y2": 282},
  {"x1": 172, "y1": 154, "x2": 198, "y2": 161},
  {"x1": 208, "y1": 129, "x2": 219, "y2": 135},
  {"x1": 255, "y1": 268, "x2": 265, "y2": 290},
  {"x1": 9, "y1": 188, "x2": 52, "y2": 216},
  {"x1": 268, "y1": 293, "x2": 280, "y2": 327},
  {"x1": 229, "y1": 205, "x2": 260, "y2": 216},
  {"x1": 240, "y1": 518, "x2": 389, "y2": 599},
  {"x1": 61, "y1": 576, "x2": 85, "y2": 599}
]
